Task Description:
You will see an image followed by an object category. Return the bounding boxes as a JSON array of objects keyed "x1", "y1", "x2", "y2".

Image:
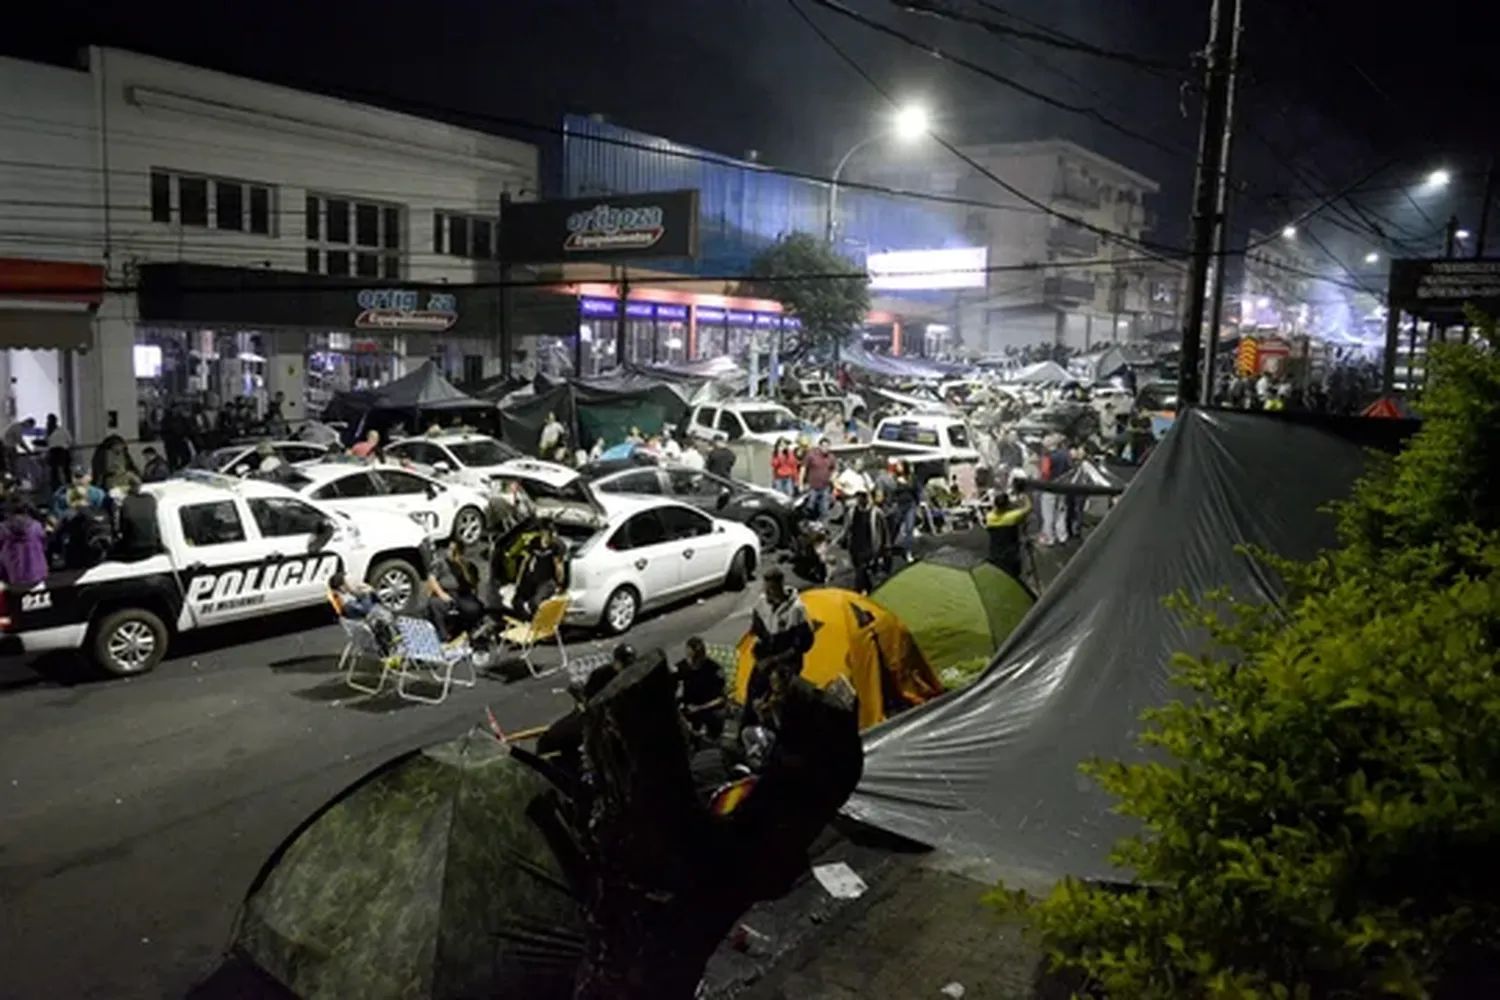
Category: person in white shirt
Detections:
[
  {"x1": 677, "y1": 440, "x2": 706, "y2": 471},
  {"x1": 2, "y1": 416, "x2": 35, "y2": 477},
  {"x1": 539, "y1": 412, "x2": 566, "y2": 457}
]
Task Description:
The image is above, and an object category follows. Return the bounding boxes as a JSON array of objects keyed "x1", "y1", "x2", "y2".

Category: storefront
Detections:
[
  {"x1": 136, "y1": 262, "x2": 502, "y2": 427},
  {"x1": 0, "y1": 258, "x2": 104, "y2": 433}
]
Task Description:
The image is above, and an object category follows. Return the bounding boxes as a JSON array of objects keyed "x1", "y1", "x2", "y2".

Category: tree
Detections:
[
  {"x1": 1000, "y1": 318, "x2": 1500, "y2": 999},
  {"x1": 746, "y1": 232, "x2": 870, "y2": 355}
]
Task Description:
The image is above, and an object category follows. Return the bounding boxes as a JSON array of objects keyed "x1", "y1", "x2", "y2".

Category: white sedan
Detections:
[
  {"x1": 383, "y1": 433, "x2": 523, "y2": 491},
  {"x1": 565, "y1": 492, "x2": 761, "y2": 635},
  {"x1": 282, "y1": 462, "x2": 493, "y2": 545}
]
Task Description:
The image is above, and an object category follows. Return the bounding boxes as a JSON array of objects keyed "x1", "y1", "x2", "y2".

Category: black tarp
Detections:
[
  {"x1": 367, "y1": 361, "x2": 483, "y2": 411},
  {"x1": 497, "y1": 375, "x2": 690, "y2": 455},
  {"x1": 845, "y1": 409, "x2": 1418, "y2": 882}
]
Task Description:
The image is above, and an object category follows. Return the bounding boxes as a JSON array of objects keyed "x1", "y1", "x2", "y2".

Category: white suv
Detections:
[{"x1": 384, "y1": 433, "x2": 523, "y2": 490}]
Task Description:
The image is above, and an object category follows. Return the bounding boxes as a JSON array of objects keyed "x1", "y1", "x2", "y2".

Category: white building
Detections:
[
  {"x1": 0, "y1": 47, "x2": 536, "y2": 449},
  {"x1": 847, "y1": 138, "x2": 1176, "y2": 354}
]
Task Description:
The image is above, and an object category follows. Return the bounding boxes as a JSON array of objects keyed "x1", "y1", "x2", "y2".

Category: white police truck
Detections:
[{"x1": 0, "y1": 473, "x2": 429, "y2": 677}]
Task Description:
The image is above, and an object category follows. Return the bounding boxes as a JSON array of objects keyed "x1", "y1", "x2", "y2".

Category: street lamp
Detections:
[
  {"x1": 1281, "y1": 225, "x2": 1297, "y2": 239},
  {"x1": 1456, "y1": 228, "x2": 1472, "y2": 241},
  {"x1": 1425, "y1": 168, "x2": 1452, "y2": 190},
  {"x1": 827, "y1": 104, "x2": 930, "y2": 242},
  {"x1": 1364, "y1": 251, "x2": 1380, "y2": 264}
]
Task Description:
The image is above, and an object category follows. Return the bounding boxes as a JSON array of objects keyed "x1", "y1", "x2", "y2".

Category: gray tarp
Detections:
[{"x1": 845, "y1": 409, "x2": 1396, "y2": 883}]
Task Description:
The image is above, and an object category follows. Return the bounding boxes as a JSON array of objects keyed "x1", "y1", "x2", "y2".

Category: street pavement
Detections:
[{"x1": 0, "y1": 586, "x2": 760, "y2": 1000}]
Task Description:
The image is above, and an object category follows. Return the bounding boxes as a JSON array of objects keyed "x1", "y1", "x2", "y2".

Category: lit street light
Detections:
[
  {"x1": 1281, "y1": 225, "x2": 1297, "y2": 239},
  {"x1": 1364, "y1": 251, "x2": 1380, "y2": 264},
  {"x1": 1456, "y1": 228, "x2": 1472, "y2": 240},
  {"x1": 827, "y1": 103, "x2": 930, "y2": 241},
  {"x1": 1426, "y1": 168, "x2": 1452, "y2": 190}
]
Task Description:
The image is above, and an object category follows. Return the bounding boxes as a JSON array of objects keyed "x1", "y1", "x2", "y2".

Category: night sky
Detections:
[{"x1": 9, "y1": 0, "x2": 1500, "y2": 256}]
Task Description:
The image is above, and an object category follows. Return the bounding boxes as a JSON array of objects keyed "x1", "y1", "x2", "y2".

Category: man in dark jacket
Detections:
[
  {"x1": 675, "y1": 636, "x2": 726, "y2": 741},
  {"x1": 843, "y1": 489, "x2": 890, "y2": 594},
  {"x1": 114, "y1": 475, "x2": 162, "y2": 561},
  {"x1": 706, "y1": 434, "x2": 736, "y2": 479}
]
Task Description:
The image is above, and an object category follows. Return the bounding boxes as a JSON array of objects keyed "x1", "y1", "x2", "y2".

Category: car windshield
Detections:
[
  {"x1": 448, "y1": 439, "x2": 518, "y2": 466},
  {"x1": 740, "y1": 408, "x2": 800, "y2": 433},
  {"x1": 195, "y1": 447, "x2": 246, "y2": 470}
]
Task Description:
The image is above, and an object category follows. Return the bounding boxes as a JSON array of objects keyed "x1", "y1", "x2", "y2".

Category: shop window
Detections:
[
  {"x1": 215, "y1": 180, "x2": 244, "y2": 231},
  {"x1": 179, "y1": 177, "x2": 208, "y2": 227},
  {"x1": 150, "y1": 171, "x2": 171, "y2": 223}
]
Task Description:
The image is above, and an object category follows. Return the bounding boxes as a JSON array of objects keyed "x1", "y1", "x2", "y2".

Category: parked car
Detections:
[
  {"x1": 383, "y1": 433, "x2": 523, "y2": 491},
  {"x1": 589, "y1": 464, "x2": 800, "y2": 550},
  {"x1": 564, "y1": 492, "x2": 760, "y2": 635},
  {"x1": 280, "y1": 462, "x2": 495, "y2": 545},
  {"x1": 687, "y1": 401, "x2": 807, "y2": 446},
  {"x1": 193, "y1": 440, "x2": 335, "y2": 475},
  {"x1": 0, "y1": 473, "x2": 427, "y2": 676}
]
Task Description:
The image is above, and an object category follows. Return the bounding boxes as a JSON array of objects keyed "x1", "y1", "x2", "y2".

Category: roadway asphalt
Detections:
[{"x1": 0, "y1": 587, "x2": 760, "y2": 1000}]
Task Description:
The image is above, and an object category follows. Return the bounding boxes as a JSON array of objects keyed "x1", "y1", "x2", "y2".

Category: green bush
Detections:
[{"x1": 1001, "y1": 321, "x2": 1500, "y2": 999}]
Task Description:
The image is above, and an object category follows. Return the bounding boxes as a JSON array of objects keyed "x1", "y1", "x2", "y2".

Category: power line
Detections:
[
  {"x1": 800, "y1": 0, "x2": 1190, "y2": 158},
  {"x1": 890, "y1": 0, "x2": 1189, "y2": 75}
]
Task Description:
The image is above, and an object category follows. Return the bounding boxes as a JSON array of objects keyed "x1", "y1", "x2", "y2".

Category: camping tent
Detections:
[
  {"x1": 236, "y1": 737, "x2": 582, "y2": 1000},
  {"x1": 846, "y1": 409, "x2": 1416, "y2": 882},
  {"x1": 1362, "y1": 396, "x2": 1413, "y2": 419},
  {"x1": 1008, "y1": 360, "x2": 1074, "y2": 385},
  {"x1": 870, "y1": 548, "x2": 1034, "y2": 671},
  {"x1": 734, "y1": 588, "x2": 944, "y2": 731},
  {"x1": 366, "y1": 360, "x2": 484, "y2": 411}
]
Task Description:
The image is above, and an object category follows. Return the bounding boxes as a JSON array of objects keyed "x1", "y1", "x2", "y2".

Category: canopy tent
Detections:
[
  {"x1": 870, "y1": 548, "x2": 1034, "y2": 672},
  {"x1": 733, "y1": 588, "x2": 944, "y2": 731},
  {"x1": 462, "y1": 372, "x2": 531, "y2": 403},
  {"x1": 236, "y1": 737, "x2": 582, "y2": 1000},
  {"x1": 498, "y1": 375, "x2": 690, "y2": 456},
  {"x1": 846, "y1": 410, "x2": 1414, "y2": 882},
  {"x1": 366, "y1": 361, "x2": 484, "y2": 411},
  {"x1": 1007, "y1": 360, "x2": 1075, "y2": 385},
  {"x1": 1056, "y1": 458, "x2": 1131, "y2": 493},
  {"x1": 1362, "y1": 396, "x2": 1414, "y2": 419},
  {"x1": 839, "y1": 345, "x2": 953, "y2": 382}
]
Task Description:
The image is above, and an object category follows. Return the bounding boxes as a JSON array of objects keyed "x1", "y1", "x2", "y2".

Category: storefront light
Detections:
[{"x1": 579, "y1": 324, "x2": 593, "y2": 343}]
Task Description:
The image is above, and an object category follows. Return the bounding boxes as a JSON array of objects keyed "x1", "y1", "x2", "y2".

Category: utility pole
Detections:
[
  {"x1": 1199, "y1": 0, "x2": 1244, "y2": 405},
  {"x1": 1177, "y1": 0, "x2": 1243, "y2": 409},
  {"x1": 1475, "y1": 157, "x2": 1497, "y2": 258},
  {"x1": 1444, "y1": 215, "x2": 1460, "y2": 258}
]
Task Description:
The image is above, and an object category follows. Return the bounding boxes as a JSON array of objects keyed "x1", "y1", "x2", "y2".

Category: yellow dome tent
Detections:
[{"x1": 733, "y1": 588, "x2": 944, "y2": 731}]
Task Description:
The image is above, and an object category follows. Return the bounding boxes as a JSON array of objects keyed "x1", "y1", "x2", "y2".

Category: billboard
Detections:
[
  {"x1": 1388, "y1": 257, "x2": 1500, "y2": 323},
  {"x1": 867, "y1": 247, "x2": 988, "y2": 291},
  {"x1": 499, "y1": 190, "x2": 701, "y2": 264}
]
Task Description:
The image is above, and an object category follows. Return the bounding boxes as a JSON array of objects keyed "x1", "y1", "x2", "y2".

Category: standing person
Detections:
[
  {"x1": 0, "y1": 500, "x2": 48, "y2": 587},
  {"x1": 886, "y1": 460, "x2": 918, "y2": 564},
  {"x1": 843, "y1": 488, "x2": 890, "y2": 594},
  {"x1": 741, "y1": 567, "x2": 814, "y2": 731},
  {"x1": 706, "y1": 433, "x2": 736, "y2": 479},
  {"x1": 800, "y1": 437, "x2": 836, "y2": 520},
  {"x1": 770, "y1": 439, "x2": 800, "y2": 497},
  {"x1": 43, "y1": 414, "x2": 72, "y2": 494},
  {"x1": 2, "y1": 416, "x2": 35, "y2": 475},
  {"x1": 539, "y1": 411, "x2": 567, "y2": 458},
  {"x1": 264, "y1": 391, "x2": 288, "y2": 438},
  {"x1": 112, "y1": 474, "x2": 162, "y2": 561},
  {"x1": 1038, "y1": 435, "x2": 1072, "y2": 546}
]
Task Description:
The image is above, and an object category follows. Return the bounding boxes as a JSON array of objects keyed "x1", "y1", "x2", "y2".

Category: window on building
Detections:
[
  {"x1": 215, "y1": 180, "x2": 243, "y2": 231},
  {"x1": 179, "y1": 176, "x2": 209, "y2": 227},
  {"x1": 306, "y1": 194, "x2": 402, "y2": 279},
  {"x1": 249, "y1": 186, "x2": 270, "y2": 235},
  {"x1": 150, "y1": 171, "x2": 171, "y2": 223},
  {"x1": 434, "y1": 211, "x2": 501, "y2": 259}
]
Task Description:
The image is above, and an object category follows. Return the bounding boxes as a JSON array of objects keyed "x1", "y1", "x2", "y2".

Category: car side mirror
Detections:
[
  {"x1": 434, "y1": 461, "x2": 450, "y2": 473},
  {"x1": 309, "y1": 517, "x2": 336, "y2": 552}
]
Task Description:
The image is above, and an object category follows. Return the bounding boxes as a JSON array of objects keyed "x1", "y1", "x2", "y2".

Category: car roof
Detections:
[
  {"x1": 390, "y1": 432, "x2": 499, "y2": 447},
  {"x1": 492, "y1": 457, "x2": 581, "y2": 488},
  {"x1": 595, "y1": 491, "x2": 708, "y2": 522},
  {"x1": 149, "y1": 471, "x2": 308, "y2": 504}
]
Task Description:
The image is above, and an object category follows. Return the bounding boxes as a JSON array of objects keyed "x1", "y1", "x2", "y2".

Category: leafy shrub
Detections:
[{"x1": 1002, "y1": 321, "x2": 1500, "y2": 998}]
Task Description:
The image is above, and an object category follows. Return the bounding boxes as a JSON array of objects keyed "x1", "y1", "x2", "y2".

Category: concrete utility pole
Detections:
[
  {"x1": 1177, "y1": 0, "x2": 1244, "y2": 409},
  {"x1": 1199, "y1": 0, "x2": 1245, "y2": 405},
  {"x1": 1475, "y1": 158, "x2": 1497, "y2": 258}
]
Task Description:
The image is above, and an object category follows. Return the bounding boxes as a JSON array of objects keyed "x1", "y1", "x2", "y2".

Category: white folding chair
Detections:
[
  {"x1": 339, "y1": 617, "x2": 398, "y2": 696},
  {"x1": 392, "y1": 616, "x2": 477, "y2": 705},
  {"x1": 496, "y1": 596, "x2": 570, "y2": 678}
]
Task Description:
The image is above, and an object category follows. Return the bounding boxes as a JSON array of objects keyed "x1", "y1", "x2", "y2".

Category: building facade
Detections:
[
  {"x1": 0, "y1": 47, "x2": 536, "y2": 447},
  {"x1": 1240, "y1": 229, "x2": 1314, "y2": 335},
  {"x1": 849, "y1": 138, "x2": 1176, "y2": 355}
]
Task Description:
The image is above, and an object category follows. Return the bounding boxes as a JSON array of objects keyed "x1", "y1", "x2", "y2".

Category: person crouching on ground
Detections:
[
  {"x1": 675, "y1": 636, "x2": 726, "y2": 741},
  {"x1": 984, "y1": 485, "x2": 1033, "y2": 582}
]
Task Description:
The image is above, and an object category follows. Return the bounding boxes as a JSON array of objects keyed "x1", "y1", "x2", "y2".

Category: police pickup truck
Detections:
[{"x1": 0, "y1": 472, "x2": 429, "y2": 677}]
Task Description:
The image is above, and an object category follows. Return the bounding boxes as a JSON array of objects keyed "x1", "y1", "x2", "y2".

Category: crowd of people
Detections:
[{"x1": 0, "y1": 466, "x2": 163, "y2": 589}]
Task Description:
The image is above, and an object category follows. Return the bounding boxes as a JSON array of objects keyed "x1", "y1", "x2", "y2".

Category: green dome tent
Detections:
[
  {"x1": 235, "y1": 736, "x2": 583, "y2": 1000},
  {"x1": 871, "y1": 547, "x2": 1035, "y2": 673}
]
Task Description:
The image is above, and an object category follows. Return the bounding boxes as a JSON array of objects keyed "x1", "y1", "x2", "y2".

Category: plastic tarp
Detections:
[
  {"x1": 236, "y1": 736, "x2": 582, "y2": 999},
  {"x1": 498, "y1": 375, "x2": 689, "y2": 455},
  {"x1": 366, "y1": 361, "x2": 484, "y2": 411},
  {"x1": 1006, "y1": 360, "x2": 1075, "y2": 385},
  {"x1": 840, "y1": 346, "x2": 958, "y2": 382},
  {"x1": 845, "y1": 410, "x2": 1395, "y2": 882}
]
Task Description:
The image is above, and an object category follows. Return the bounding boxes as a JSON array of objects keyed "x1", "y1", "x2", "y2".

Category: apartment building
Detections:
[
  {"x1": 0, "y1": 48, "x2": 536, "y2": 447},
  {"x1": 1240, "y1": 229, "x2": 1314, "y2": 334}
]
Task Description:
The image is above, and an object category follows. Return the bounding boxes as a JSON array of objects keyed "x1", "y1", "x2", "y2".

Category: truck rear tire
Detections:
[{"x1": 91, "y1": 608, "x2": 169, "y2": 677}]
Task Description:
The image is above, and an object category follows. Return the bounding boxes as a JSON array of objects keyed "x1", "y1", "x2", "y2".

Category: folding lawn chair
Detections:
[
  {"x1": 391, "y1": 616, "x2": 478, "y2": 705},
  {"x1": 338, "y1": 617, "x2": 400, "y2": 696},
  {"x1": 496, "y1": 596, "x2": 570, "y2": 678}
]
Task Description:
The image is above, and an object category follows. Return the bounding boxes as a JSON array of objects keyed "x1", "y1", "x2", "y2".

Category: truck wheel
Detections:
[
  {"x1": 91, "y1": 608, "x2": 169, "y2": 677},
  {"x1": 368, "y1": 559, "x2": 421, "y2": 613}
]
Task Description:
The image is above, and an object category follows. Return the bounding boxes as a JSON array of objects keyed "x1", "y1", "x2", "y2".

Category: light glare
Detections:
[
  {"x1": 1281, "y1": 225, "x2": 1297, "y2": 239},
  {"x1": 893, "y1": 104, "x2": 930, "y2": 140}
]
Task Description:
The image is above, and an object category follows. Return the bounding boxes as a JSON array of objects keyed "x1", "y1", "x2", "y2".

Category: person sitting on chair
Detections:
[
  {"x1": 513, "y1": 522, "x2": 566, "y2": 618},
  {"x1": 329, "y1": 571, "x2": 378, "y2": 619},
  {"x1": 675, "y1": 636, "x2": 727, "y2": 741},
  {"x1": 424, "y1": 538, "x2": 486, "y2": 639}
]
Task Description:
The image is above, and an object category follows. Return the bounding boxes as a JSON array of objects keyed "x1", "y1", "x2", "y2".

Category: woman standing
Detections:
[{"x1": 770, "y1": 439, "x2": 800, "y2": 497}]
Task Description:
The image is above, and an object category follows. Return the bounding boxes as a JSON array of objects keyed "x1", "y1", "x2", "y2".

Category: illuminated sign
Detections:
[
  {"x1": 867, "y1": 247, "x2": 989, "y2": 291},
  {"x1": 354, "y1": 289, "x2": 458, "y2": 332}
]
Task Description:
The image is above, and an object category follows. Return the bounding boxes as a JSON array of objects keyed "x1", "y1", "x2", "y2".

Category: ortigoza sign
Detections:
[
  {"x1": 354, "y1": 289, "x2": 458, "y2": 331},
  {"x1": 499, "y1": 190, "x2": 700, "y2": 263}
]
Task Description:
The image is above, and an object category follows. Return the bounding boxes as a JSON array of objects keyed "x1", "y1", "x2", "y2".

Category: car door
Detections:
[
  {"x1": 606, "y1": 509, "x2": 683, "y2": 605},
  {"x1": 244, "y1": 495, "x2": 340, "y2": 610},
  {"x1": 309, "y1": 470, "x2": 387, "y2": 522},
  {"x1": 657, "y1": 504, "x2": 725, "y2": 591},
  {"x1": 715, "y1": 409, "x2": 746, "y2": 442},
  {"x1": 664, "y1": 467, "x2": 721, "y2": 515},
  {"x1": 175, "y1": 498, "x2": 285, "y2": 624},
  {"x1": 595, "y1": 468, "x2": 665, "y2": 499},
  {"x1": 375, "y1": 469, "x2": 445, "y2": 537}
]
